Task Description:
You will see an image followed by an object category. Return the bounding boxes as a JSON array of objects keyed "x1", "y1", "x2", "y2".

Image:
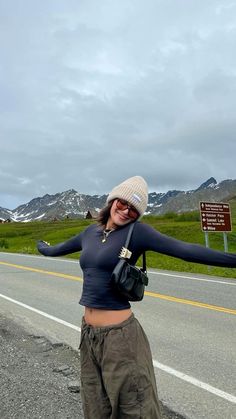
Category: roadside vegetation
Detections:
[{"x1": 0, "y1": 208, "x2": 236, "y2": 279}]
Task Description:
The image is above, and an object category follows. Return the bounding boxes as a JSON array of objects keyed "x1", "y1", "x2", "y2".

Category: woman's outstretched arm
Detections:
[
  {"x1": 135, "y1": 223, "x2": 236, "y2": 268},
  {"x1": 37, "y1": 233, "x2": 83, "y2": 257}
]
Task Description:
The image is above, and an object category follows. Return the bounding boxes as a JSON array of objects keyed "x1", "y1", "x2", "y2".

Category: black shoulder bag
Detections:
[{"x1": 111, "y1": 222, "x2": 149, "y2": 301}]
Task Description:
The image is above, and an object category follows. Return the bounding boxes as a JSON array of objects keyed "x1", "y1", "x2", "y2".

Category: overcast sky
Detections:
[{"x1": 1, "y1": 0, "x2": 236, "y2": 209}]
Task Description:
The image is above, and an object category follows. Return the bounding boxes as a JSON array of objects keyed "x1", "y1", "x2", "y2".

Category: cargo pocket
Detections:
[
  {"x1": 119, "y1": 368, "x2": 160, "y2": 419},
  {"x1": 118, "y1": 372, "x2": 141, "y2": 418}
]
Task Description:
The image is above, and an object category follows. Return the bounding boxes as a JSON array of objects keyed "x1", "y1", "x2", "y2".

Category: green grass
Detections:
[
  {"x1": 1, "y1": 208, "x2": 236, "y2": 279},
  {"x1": 0, "y1": 219, "x2": 91, "y2": 255}
]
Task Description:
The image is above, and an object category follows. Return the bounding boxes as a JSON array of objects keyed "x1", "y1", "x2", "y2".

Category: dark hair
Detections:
[{"x1": 96, "y1": 201, "x2": 114, "y2": 227}]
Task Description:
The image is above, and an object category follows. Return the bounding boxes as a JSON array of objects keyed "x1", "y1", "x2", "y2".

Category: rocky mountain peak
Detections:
[
  {"x1": 195, "y1": 177, "x2": 217, "y2": 192},
  {"x1": 1, "y1": 177, "x2": 236, "y2": 221}
]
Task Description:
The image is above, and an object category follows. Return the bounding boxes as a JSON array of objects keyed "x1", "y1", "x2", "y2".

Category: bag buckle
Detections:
[{"x1": 119, "y1": 247, "x2": 132, "y2": 259}]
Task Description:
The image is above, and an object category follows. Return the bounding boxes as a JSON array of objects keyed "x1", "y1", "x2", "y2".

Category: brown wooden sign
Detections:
[{"x1": 199, "y1": 202, "x2": 232, "y2": 232}]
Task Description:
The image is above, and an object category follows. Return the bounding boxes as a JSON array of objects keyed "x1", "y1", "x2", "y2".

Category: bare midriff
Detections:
[{"x1": 84, "y1": 307, "x2": 132, "y2": 327}]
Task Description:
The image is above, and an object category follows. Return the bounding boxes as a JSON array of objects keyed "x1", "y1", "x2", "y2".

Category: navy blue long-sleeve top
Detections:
[{"x1": 37, "y1": 222, "x2": 236, "y2": 309}]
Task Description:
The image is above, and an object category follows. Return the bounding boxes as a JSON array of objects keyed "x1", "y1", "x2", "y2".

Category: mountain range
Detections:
[{"x1": 1, "y1": 177, "x2": 236, "y2": 222}]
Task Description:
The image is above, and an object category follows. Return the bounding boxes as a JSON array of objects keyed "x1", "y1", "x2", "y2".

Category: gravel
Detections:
[{"x1": 0, "y1": 314, "x2": 185, "y2": 419}]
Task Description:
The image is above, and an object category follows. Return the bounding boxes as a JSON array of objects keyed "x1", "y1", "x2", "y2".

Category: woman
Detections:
[{"x1": 37, "y1": 176, "x2": 236, "y2": 419}]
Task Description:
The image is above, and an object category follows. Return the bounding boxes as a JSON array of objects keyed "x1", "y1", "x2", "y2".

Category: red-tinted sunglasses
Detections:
[{"x1": 116, "y1": 199, "x2": 139, "y2": 219}]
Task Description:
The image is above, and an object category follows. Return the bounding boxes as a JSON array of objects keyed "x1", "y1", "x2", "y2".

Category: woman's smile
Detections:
[
  {"x1": 107, "y1": 200, "x2": 134, "y2": 228},
  {"x1": 116, "y1": 210, "x2": 130, "y2": 221}
]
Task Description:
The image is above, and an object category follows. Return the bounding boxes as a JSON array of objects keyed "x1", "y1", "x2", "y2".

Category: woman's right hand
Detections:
[
  {"x1": 37, "y1": 240, "x2": 51, "y2": 255},
  {"x1": 39, "y1": 240, "x2": 50, "y2": 246}
]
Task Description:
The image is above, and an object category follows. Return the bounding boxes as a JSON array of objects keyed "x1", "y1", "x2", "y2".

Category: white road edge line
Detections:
[
  {"x1": 152, "y1": 360, "x2": 236, "y2": 404},
  {"x1": 148, "y1": 271, "x2": 236, "y2": 286},
  {"x1": 0, "y1": 292, "x2": 80, "y2": 331},
  {"x1": 0, "y1": 292, "x2": 235, "y2": 405},
  {"x1": 0, "y1": 252, "x2": 80, "y2": 264},
  {"x1": 1, "y1": 252, "x2": 236, "y2": 286}
]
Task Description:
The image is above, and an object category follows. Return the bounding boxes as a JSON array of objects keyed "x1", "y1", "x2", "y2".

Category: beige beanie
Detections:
[{"x1": 107, "y1": 176, "x2": 148, "y2": 217}]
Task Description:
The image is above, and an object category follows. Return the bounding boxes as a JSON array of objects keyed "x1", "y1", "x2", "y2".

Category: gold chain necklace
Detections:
[{"x1": 102, "y1": 229, "x2": 114, "y2": 243}]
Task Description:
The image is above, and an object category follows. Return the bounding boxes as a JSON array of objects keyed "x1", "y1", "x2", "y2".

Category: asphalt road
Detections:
[{"x1": 0, "y1": 252, "x2": 236, "y2": 419}]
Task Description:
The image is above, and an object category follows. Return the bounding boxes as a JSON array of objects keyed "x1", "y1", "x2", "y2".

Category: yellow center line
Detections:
[
  {"x1": 0, "y1": 261, "x2": 83, "y2": 282},
  {"x1": 145, "y1": 291, "x2": 236, "y2": 315},
  {"x1": 1, "y1": 261, "x2": 236, "y2": 315}
]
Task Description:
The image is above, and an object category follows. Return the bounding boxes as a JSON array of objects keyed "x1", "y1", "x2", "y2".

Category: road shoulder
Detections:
[{"x1": 0, "y1": 313, "x2": 185, "y2": 418}]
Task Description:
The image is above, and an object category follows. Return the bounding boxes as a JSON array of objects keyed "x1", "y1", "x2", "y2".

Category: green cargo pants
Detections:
[{"x1": 79, "y1": 314, "x2": 162, "y2": 419}]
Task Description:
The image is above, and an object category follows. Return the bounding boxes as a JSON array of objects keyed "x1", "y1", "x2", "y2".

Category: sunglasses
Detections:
[{"x1": 116, "y1": 199, "x2": 139, "y2": 219}]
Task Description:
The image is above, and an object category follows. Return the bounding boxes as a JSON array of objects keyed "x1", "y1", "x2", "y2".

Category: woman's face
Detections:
[{"x1": 107, "y1": 199, "x2": 139, "y2": 229}]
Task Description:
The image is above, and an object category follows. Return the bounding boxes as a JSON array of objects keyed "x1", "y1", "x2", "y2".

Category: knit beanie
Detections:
[{"x1": 107, "y1": 176, "x2": 148, "y2": 217}]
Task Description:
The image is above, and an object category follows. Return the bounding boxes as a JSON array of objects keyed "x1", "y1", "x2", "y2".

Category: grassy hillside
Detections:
[{"x1": 0, "y1": 207, "x2": 236, "y2": 279}]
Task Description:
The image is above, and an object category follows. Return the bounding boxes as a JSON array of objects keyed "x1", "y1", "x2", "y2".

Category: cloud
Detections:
[{"x1": 0, "y1": 0, "x2": 236, "y2": 209}]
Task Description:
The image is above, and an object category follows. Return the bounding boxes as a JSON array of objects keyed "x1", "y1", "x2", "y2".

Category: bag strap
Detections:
[
  {"x1": 124, "y1": 222, "x2": 136, "y2": 248},
  {"x1": 142, "y1": 252, "x2": 147, "y2": 273},
  {"x1": 123, "y1": 222, "x2": 147, "y2": 273}
]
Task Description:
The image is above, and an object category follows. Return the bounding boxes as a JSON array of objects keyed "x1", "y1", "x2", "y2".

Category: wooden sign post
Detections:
[{"x1": 199, "y1": 202, "x2": 232, "y2": 252}]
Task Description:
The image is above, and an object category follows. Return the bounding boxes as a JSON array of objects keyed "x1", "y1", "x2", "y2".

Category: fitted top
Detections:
[{"x1": 37, "y1": 222, "x2": 236, "y2": 309}]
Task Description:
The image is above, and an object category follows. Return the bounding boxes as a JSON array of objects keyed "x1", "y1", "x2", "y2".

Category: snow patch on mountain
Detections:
[{"x1": 1, "y1": 178, "x2": 236, "y2": 222}]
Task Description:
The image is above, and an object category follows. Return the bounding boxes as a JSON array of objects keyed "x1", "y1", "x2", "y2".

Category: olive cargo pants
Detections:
[{"x1": 79, "y1": 314, "x2": 162, "y2": 419}]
